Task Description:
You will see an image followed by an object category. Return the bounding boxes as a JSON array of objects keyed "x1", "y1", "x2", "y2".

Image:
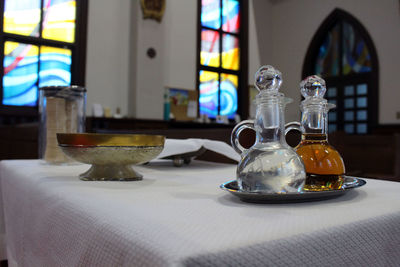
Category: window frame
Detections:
[
  {"x1": 196, "y1": 0, "x2": 248, "y2": 120},
  {"x1": 302, "y1": 8, "x2": 379, "y2": 134},
  {"x1": 0, "y1": 0, "x2": 88, "y2": 119}
]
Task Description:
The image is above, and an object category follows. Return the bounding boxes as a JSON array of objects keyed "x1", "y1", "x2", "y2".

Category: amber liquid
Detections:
[{"x1": 295, "y1": 134, "x2": 345, "y2": 191}]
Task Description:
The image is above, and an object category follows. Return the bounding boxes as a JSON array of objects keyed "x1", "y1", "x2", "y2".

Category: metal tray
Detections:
[{"x1": 220, "y1": 176, "x2": 366, "y2": 203}]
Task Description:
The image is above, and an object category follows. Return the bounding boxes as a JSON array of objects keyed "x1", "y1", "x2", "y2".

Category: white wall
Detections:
[
  {"x1": 85, "y1": 0, "x2": 400, "y2": 124},
  {"x1": 129, "y1": 0, "x2": 198, "y2": 119},
  {"x1": 85, "y1": 0, "x2": 131, "y2": 117}
]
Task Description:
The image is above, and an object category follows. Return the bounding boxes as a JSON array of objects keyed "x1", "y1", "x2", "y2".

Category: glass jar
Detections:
[{"x1": 39, "y1": 86, "x2": 86, "y2": 164}]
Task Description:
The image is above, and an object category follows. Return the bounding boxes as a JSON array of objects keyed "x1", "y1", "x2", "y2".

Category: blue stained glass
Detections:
[
  {"x1": 328, "y1": 112, "x2": 337, "y2": 122},
  {"x1": 39, "y1": 47, "x2": 72, "y2": 87},
  {"x1": 344, "y1": 111, "x2": 354, "y2": 121},
  {"x1": 327, "y1": 87, "x2": 337, "y2": 97},
  {"x1": 220, "y1": 74, "x2": 237, "y2": 118},
  {"x1": 3, "y1": 42, "x2": 39, "y2": 106},
  {"x1": 357, "y1": 84, "x2": 367, "y2": 95},
  {"x1": 222, "y1": 0, "x2": 239, "y2": 33},
  {"x1": 357, "y1": 123, "x2": 367, "y2": 134},
  {"x1": 199, "y1": 70, "x2": 219, "y2": 118},
  {"x1": 315, "y1": 23, "x2": 340, "y2": 76},
  {"x1": 357, "y1": 97, "x2": 367, "y2": 108},
  {"x1": 342, "y1": 22, "x2": 371, "y2": 75},
  {"x1": 344, "y1": 98, "x2": 354, "y2": 108},
  {"x1": 201, "y1": 0, "x2": 220, "y2": 30},
  {"x1": 357, "y1": 110, "x2": 367, "y2": 121},
  {"x1": 344, "y1": 85, "x2": 354, "y2": 96},
  {"x1": 345, "y1": 123, "x2": 354, "y2": 134}
]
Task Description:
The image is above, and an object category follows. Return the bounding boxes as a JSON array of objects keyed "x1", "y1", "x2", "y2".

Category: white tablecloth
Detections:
[{"x1": 0, "y1": 160, "x2": 400, "y2": 266}]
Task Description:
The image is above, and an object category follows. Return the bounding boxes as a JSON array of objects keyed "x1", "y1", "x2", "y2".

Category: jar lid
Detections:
[{"x1": 39, "y1": 85, "x2": 87, "y2": 92}]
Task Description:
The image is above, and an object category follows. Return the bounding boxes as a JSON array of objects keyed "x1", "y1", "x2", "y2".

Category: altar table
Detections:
[{"x1": 0, "y1": 160, "x2": 400, "y2": 266}]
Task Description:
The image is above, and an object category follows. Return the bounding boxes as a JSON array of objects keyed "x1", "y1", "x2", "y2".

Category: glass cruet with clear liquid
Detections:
[
  {"x1": 290, "y1": 75, "x2": 345, "y2": 191},
  {"x1": 231, "y1": 65, "x2": 306, "y2": 193}
]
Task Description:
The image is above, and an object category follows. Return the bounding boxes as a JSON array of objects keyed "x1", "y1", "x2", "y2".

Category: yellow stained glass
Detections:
[
  {"x1": 42, "y1": 0, "x2": 76, "y2": 43},
  {"x1": 201, "y1": 29, "x2": 220, "y2": 67},
  {"x1": 222, "y1": 34, "x2": 239, "y2": 70},
  {"x1": 4, "y1": 0, "x2": 41, "y2": 37}
]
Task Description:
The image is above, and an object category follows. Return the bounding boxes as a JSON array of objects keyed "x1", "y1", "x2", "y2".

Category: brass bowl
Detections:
[{"x1": 57, "y1": 133, "x2": 165, "y2": 181}]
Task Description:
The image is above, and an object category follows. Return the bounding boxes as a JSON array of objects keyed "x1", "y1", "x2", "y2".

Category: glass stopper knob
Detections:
[
  {"x1": 254, "y1": 65, "x2": 282, "y2": 92},
  {"x1": 300, "y1": 75, "x2": 326, "y2": 98}
]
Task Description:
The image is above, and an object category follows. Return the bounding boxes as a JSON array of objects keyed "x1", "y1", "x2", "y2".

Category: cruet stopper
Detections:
[
  {"x1": 254, "y1": 65, "x2": 282, "y2": 94},
  {"x1": 299, "y1": 75, "x2": 334, "y2": 111}
]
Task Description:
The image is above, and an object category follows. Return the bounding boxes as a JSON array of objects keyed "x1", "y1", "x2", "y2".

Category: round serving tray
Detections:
[{"x1": 220, "y1": 176, "x2": 366, "y2": 204}]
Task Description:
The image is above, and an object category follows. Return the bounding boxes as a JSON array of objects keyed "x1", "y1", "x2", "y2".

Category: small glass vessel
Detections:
[
  {"x1": 231, "y1": 65, "x2": 305, "y2": 193},
  {"x1": 39, "y1": 86, "x2": 86, "y2": 164},
  {"x1": 293, "y1": 75, "x2": 345, "y2": 191}
]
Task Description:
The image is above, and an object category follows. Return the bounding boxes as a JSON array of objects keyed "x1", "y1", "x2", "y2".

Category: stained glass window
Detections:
[
  {"x1": 342, "y1": 22, "x2": 371, "y2": 75},
  {"x1": 3, "y1": 41, "x2": 39, "y2": 106},
  {"x1": 201, "y1": 30, "x2": 220, "y2": 67},
  {"x1": 222, "y1": 0, "x2": 239, "y2": 33},
  {"x1": 199, "y1": 70, "x2": 219, "y2": 117},
  {"x1": 222, "y1": 34, "x2": 239, "y2": 70},
  {"x1": 4, "y1": 0, "x2": 41, "y2": 37},
  {"x1": 201, "y1": 0, "x2": 220, "y2": 30},
  {"x1": 315, "y1": 23, "x2": 339, "y2": 77},
  {"x1": 315, "y1": 21, "x2": 372, "y2": 77},
  {"x1": 39, "y1": 46, "x2": 71, "y2": 87},
  {"x1": 1, "y1": 0, "x2": 84, "y2": 109},
  {"x1": 220, "y1": 73, "x2": 237, "y2": 118},
  {"x1": 42, "y1": 0, "x2": 76, "y2": 43},
  {"x1": 308, "y1": 9, "x2": 377, "y2": 135},
  {"x1": 198, "y1": 0, "x2": 242, "y2": 119}
]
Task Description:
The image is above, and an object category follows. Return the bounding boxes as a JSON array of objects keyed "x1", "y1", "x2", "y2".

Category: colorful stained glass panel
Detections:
[
  {"x1": 4, "y1": 0, "x2": 41, "y2": 37},
  {"x1": 42, "y1": 0, "x2": 76, "y2": 43},
  {"x1": 201, "y1": 0, "x2": 220, "y2": 30},
  {"x1": 342, "y1": 22, "x2": 371, "y2": 75},
  {"x1": 222, "y1": 33, "x2": 239, "y2": 70},
  {"x1": 220, "y1": 73, "x2": 237, "y2": 118},
  {"x1": 315, "y1": 23, "x2": 340, "y2": 77},
  {"x1": 222, "y1": 0, "x2": 239, "y2": 33},
  {"x1": 199, "y1": 70, "x2": 219, "y2": 118},
  {"x1": 3, "y1": 41, "x2": 39, "y2": 106},
  {"x1": 201, "y1": 29, "x2": 220, "y2": 67},
  {"x1": 39, "y1": 46, "x2": 71, "y2": 87}
]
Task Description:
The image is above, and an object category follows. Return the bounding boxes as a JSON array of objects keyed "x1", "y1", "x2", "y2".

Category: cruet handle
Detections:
[
  {"x1": 284, "y1": 121, "x2": 301, "y2": 135},
  {"x1": 231, "y1": 120, "x2": 255, "y2": 155}
]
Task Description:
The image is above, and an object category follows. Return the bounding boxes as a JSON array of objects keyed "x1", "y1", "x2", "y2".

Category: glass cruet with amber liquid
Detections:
[{"x1": 291, "y1": 75, "x2": 345, "y2": 191}]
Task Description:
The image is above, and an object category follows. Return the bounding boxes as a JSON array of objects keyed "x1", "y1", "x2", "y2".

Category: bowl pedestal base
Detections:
[{"x1": 79, "y1": 164, "x2": 143, "y2": 181}]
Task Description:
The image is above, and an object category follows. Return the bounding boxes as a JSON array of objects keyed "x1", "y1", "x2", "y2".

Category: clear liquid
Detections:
[{"x1": 237, "y1": 144, "x2": 306, "y2": 193}]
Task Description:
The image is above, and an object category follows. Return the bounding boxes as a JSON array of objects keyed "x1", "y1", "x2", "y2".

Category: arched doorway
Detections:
[{"x1": 303, "y1": 8, "x2": 378, "y2": 134}]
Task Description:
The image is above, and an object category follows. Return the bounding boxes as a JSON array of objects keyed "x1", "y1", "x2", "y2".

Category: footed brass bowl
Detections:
[{"x1": 57, "y1": 133, "x2": 165, "y2": 181}]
